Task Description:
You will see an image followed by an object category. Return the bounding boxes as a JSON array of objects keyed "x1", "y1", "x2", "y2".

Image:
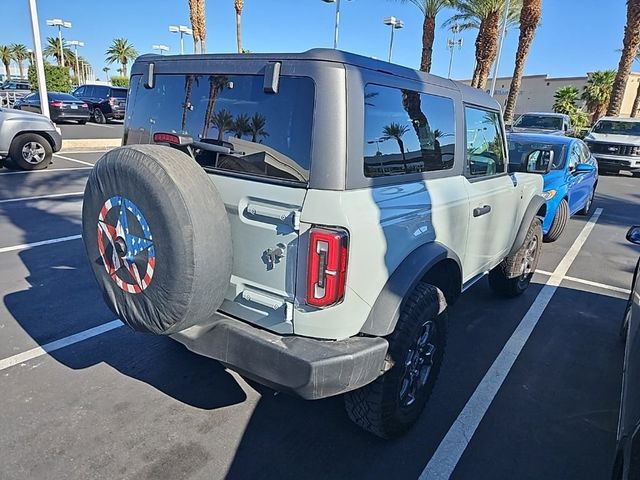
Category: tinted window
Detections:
[
  {"x1": 568, "y1": 143, "x2": 581, "y2": 169},
  {"x1": 94, "y1": 86, "x2": 109, "y2": 97},
  {"x1": 73, "y1": 86, "x2": 85, "y2": 96},
  {"x1": 593, "y1": 120, "x2": 640, "y2": 136},
  {"x1": 50, "y1": 93, "x2": 79, "y2": 101},
  {"x1": 465, "y1": 107, "x2": 506, "y2": 177},
  {"x1": 126, "y1": 74, "x2": 314, "y2": 183},
  {"x1": 508, "y1": 138, "x2": 566, "y2": 171},
  {"x1": 84, "y1": 86, "x2": 95, "y2": 97},
  {"x1": 514, "y1": 115, "x2": 563, "y2": 130},
  {"x1": 363, "y1": 84, "x2": 455, "y2": 178},
  {"x1": 109, "y1": 88, "x2": 127, "y2": 98}
]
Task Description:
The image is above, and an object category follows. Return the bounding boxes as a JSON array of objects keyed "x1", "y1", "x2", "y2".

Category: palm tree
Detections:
[
  {"x1": 249, "y1": 113, "x2": 269, "y2": 142},
  {"x1": 188, "y1": 0, "x2": 207, "y2": 53},
  {"x1": 382, "y1": 122, "x2": 410, "y2": 165},
  {"x1": 105, "y1": 38, "x2": 138, "y2": 77},
  {"x1": 394, "y1": 0, "x2": 453, "y2": 72},
  {"x1": 43, "y1": 37, "x2": 74, "y2": 67},
  {"x1": 583, "y1": 70, "x2": 616, "y2": 123},
  {"x1": 235, "y1": 0, "x2": 244, "y2": 54},
  {"x1": 203, "y1": 75, "x2": 229, "y2": 137},
  {"x1": 503, "y1": 0, "x2": 542, "y2": 122},
  {"x1": 0, "y1": 45, "x2": 12, "y2": 80},
  {"x1": 211, "y1": 109, "x2": 235, "y2": 140},
  {"x1": 445, "y1": 0, "x2": 522, "y2": 90},
  {"x1": 232, "y1": 113, "x2": 252, "y2": 138},
  {"x1": 553, "y1": 86, "x2": 580, "y2": 115},
  {"x1": 10, "y1": 44, "x2": 29, "y2": 79},
  {"x1": 608, "y1": 0, "x2": 640, "y2": 116},
  {"x1": 102, "y1": 66, "x2": 110, "y2": 77}
]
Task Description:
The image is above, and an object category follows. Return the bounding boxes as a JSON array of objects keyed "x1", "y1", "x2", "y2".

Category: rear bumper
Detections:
[
  {"x1": 171, "y1": 314, "x2": 389, "y2": 400},
  {"x1": 51, "y1": 111, "x2": 91, "y2": 122},
  {"x1": 594, "y1": 154, "x2": 640, "y2": 172}
]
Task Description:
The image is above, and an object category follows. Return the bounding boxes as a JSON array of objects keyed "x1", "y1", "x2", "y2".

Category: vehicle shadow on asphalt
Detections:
[{"x1": 2, "y1": 192, "x2": 247, "y2": 411}]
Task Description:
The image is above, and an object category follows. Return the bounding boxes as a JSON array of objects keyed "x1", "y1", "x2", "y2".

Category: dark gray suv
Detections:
[{"x1": 71, "y1": 84, "x2": 127, "y2": 124}]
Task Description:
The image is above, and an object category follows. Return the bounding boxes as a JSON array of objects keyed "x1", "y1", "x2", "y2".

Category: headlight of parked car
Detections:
[{"x1": 542, "y1": 189, "x2": 557, "y2": 201}]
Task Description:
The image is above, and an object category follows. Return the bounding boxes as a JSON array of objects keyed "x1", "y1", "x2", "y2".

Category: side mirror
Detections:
[
  {"x1": 627, "y1": 226, "x2": 640, "y2": 245},
  {"x1": 574, "y1": 163, "x2": 595, "y2": 174},
  {"x1": 526, "y1": 149, "x2": 554, "y2": 174}
]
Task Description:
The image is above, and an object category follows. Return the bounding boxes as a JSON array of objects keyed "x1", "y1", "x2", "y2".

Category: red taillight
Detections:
[
  {"x1": 153, "y1": 132, "x2": 181, "y2": 144},
  {"x1": 82, "y1": 103, "x2": 88, "y2": 108},
  {"x1": 306, "y1": 227, "x2": 348, "y2": 308},
  {"x1": 50, "y1": 101, "x2": 63, "y2": 107},
  {"x1": 108, "y1": 97, "x2": 117, "y2": 105}
]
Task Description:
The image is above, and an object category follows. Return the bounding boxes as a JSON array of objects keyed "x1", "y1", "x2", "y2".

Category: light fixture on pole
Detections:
[
  {"x1": 447, "y1": 24, "x2": 463, "y2": 79},
  {"x1": 152, "y1": 44, "x2": 170, "y2": 55},
  {"x1": 383, "y1": 16, "x2": 404, "y2": 63},
  {"x1": 321, "y1": 0, "x2": 342, "y2": 49},
  {"x1": 169, "y1": 25, "x2": 192, "y2": 55},
  {"x1": 29, "y1": 0, "x2": 49, "y2": 118},
  {"x1": 68, "y1": 40, "x2": 84, "y2": 84},
  {"x1": 489, "y1": 0, "x2": 510, "y2": 97},
  {"x1": 46, "y1": 18, "x2": 72, "y2": 67}
]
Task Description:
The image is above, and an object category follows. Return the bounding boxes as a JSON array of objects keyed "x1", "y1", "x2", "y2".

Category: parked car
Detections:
[
  {"x1": 14, "y1": 91, "x2": 90, "y2": 124},
  {"x1": 0, "y1": 80, "x2": 30, "y2": 91},
  {"x1": 81, "y1": 49, "x2": 545, "y2": 438},
  {"x1": 508, "y1": 133, "x2": 598, "y2": 242},
  {"x1": 612, "y1": 226, "x2": 640, "y2": 479},
  {"x1": 0, "y1": 107, "x2": 62, "y2": 170},
  {"x1": 584, "y1": 117, "x2": 640, "y2": 177},
  {"x1": 71, "y1": 84, "x2": 127, "y2": 124},
  {"x1": 511, "y1": 112, "x2": 574, "y2": 136}
]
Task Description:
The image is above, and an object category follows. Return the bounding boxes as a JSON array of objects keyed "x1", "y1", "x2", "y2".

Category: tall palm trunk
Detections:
[
  {"x1": 473, "y1": 9, "x2": 501, "y2": 90},
  {"x1": 2, "y1": 61, "x2": 10, "y2": 80},
  {"x1": 189, "y1": 0, "x2": 200, "y2": 53},
  {"x1": 235, "y1": 0, "x2": 244, "y2": 53},
  {"x1": 608, "y1": 0, "x2": 640, "y2": 116},
  {"x1": 504, "y1": 0, "x2": 542, "y2": 122},
  {"x1": 632, "y1": 80, "x2": 640, "y2": 117},
  {"x1": 17, "y1": 61, "x2": 24, "y2": 79},
  {"x1": 181, "y1": 75, "x2": 195, "y2": 131},
  {"x1": 420, "y1": 15, "x2": 436, "y2": 72},
  {"x1": 198, "y1": 0, "x2": 206, "y2": 53}
]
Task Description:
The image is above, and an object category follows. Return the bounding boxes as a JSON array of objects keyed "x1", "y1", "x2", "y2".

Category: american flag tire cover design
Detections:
[{"x1": 97, "y1": 195, "x2": 156, "y2": 294}]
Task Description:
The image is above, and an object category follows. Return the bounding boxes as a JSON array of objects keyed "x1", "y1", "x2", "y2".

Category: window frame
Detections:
[
  {"x1": 361, "y1": 82, "x2": 458, "y2": 180},
  {"x1": 462, "y1": 103, "x2": 508, "y2": 181}
]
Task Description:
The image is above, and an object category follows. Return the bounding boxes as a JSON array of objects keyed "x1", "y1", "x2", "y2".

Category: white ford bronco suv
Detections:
[{"x1": 82, "y1": 50, "x2": 544, "y2": 438}]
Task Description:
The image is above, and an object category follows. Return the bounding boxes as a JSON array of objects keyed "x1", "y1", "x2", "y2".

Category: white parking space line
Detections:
[
  {"x1": 0, "y1": 167, "x2": 92, "y2": 176},
  {"x1": 0, "y1": 191, "x2": 84, "y2": 204},
  {"x1": 53, "y1": 154, "x2": 95, "y2": 166},
  {"x1": 535, "y1": 270, "x2": 630, "y2": 295},
  {"x1": 86, "y1": 123, "x2": 115, "y2": 129},
  {"x1": 420, "y1": 208, "x2": 603, "y2": 480},
  {"x1": 0, "y1": 234, "x2": 82, "y2": 254},
  {"x1": 59, "y1": 150, "x2": 110, "y2": 154},
  {"x1": 0, "y1": 320, "x2": 123, "y2": 372}
]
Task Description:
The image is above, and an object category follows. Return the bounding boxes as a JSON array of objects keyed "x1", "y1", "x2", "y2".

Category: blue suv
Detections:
[{"x1": 509, "y1": 133, "x2": 598, "y2": 242}]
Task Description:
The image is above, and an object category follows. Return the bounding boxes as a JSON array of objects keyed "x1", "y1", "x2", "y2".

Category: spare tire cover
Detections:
[{"x1": 82, "y1": 144, "x2": 232, "y2": 335}]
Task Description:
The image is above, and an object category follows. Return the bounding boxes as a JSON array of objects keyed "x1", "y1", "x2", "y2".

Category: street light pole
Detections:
[
  {"x1": 489, "y1": 0, "x2": 510, "y2": 97},
  {"x1": 447, "y1": 24, "x2": 463, "y2": 79},
  {"x1": 46, "y1": 18, "x2": 72, "y2": 67},
  {"x1": 68, "y1": 40, "x2": 84, "y2": 84},
  {"x1": 384, "y1": 16, "x2": 404, "y2": 63},
  {"x1": 28, "y1": 0, "x2": 49, "y2": 118},
  {"x1": 321, "y1": 0, "x2": 342, "y2": 49},
  {"x1": 169, "y1": 26, "x2": 193, "y2": 55},
  {"x1": 152, "y1": 44, "x2": 169, "y2": 55}
]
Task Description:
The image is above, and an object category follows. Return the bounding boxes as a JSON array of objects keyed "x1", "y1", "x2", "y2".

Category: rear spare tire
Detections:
[{"x1": 82, "y1": 145, "x2": 232, "y2": 335}]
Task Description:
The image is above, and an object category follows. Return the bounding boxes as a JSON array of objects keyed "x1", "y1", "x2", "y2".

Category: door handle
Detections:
[{"x1": 473, "y1": 205, "x2": 492, "y2": 217}]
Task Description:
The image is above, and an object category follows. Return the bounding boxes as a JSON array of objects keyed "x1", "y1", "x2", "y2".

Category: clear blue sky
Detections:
[{"x1": 1, "y1": 0, "x2": 629, "y2": 81}]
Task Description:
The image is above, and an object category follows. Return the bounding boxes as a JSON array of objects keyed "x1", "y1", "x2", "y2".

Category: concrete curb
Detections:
[{"x1": 61, "y1": 138, "x2": 121, "y2": 152}]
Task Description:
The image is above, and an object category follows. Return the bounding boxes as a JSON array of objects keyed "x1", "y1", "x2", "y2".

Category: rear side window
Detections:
[
  {"x1": 363, "y1": 84, "x2": 455, "y2": 178},
  {"x1": 109, "y1": 88, "x2": 127, "y2": 98},
  {"x1": 465, "y1": 107, "x2": 506, "y2": 178},
  {"x1": 126, "y1": 74, "x2": 314, "y2": 183}
]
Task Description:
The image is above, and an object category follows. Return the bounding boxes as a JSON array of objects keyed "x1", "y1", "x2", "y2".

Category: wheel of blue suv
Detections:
[
  {"x1": 578, "y1": 188, "x2": 595, "y2": 216},
  {"x1": 489, "y1": 217, "x2": 543, "y2": 298},
  {"x1": 544, "y1": 199, "x2": 568, "y2": 242},
  {"x1": 82, "y1": 145, "x2": 233, "y2": 335},
  {"x1": 344, "y1": 283, "x2": 447, "y2": 439}
]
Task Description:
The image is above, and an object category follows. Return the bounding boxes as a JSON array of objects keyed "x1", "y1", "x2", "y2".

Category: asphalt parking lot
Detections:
[{"x1": 0, "y1": 153, "x2": 638, "y2": 480}]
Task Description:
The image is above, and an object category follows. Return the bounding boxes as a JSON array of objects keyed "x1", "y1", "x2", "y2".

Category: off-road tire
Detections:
[
  {"x1": 8, "y1": 133, "x2": 52, "y2": 171},
  {"x1": 544, "y1": 199, "x2": 568, "y2": 242},
  {"x1": 578, "y1": 188, "x2": 595, "y2": 216},
  {"x1": 93, "y1": 108, "x2": 106, "y2": 124},
  {"x1": 489, "y1": 217, "x2": 543, "y2": 298},
  {"x1": 344, "y1": 283, "x2": 447, "y2": 439}
]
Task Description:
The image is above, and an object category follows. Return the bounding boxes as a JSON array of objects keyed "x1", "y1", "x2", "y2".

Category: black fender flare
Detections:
[
  {"x1": 508, "y1": 195, "x2": 546, "y2": 256},
  {"x1": 359, "y1": 242, "x2": 461, "y2": 337}
]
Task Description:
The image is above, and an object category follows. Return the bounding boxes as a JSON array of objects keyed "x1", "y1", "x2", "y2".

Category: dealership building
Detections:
[{"x1": 462, "y1": 72, "x2": 640, "y2": 118}]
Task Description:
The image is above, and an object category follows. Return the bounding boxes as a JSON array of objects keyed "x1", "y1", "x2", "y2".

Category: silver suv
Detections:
[
  {"x1": 82, "y1": 50, "x2": 544, "y2": 438},
  {"x1": 585, "y1": 117, "x2": 640, "y2": 176}
]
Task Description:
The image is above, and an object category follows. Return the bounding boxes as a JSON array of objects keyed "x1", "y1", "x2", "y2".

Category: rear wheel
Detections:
[
  {"x1": 632, "y1": 171, "x2": 640, "y2": 178},
  {"x1": 8, "y1": 133, "x2": 52, "y2": 171},
  {"x1": 489, "y1": 217, "x2": 543, "y2": 298},
  {"x1": 93, "y1": 108, "x2": 106, "y2": 124},
  {"x1": 544, "y1": 199, "x2": 568, "y2": 242},
  {"x1": 344, "y1": 283, "x2": 447, "y2": 439}
]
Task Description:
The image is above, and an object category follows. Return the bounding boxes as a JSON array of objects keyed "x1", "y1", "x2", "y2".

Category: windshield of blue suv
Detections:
[
  {"x1": 514, "y1": 115, "x2": 564, "y2": 130},
  {"x1": 508, "y1": 138, "x2": 566, "y2": 171},
  {"x1": 592, "y1": 120, "x2": 640, "y2": 136},
  {"x1": 125, "y1": 73, "x2": 314, "y2": 184}
]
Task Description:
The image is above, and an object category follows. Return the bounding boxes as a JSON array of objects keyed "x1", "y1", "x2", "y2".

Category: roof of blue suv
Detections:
[{"x1": 132, "y1": 48, "x2": 499, "y2": 111}]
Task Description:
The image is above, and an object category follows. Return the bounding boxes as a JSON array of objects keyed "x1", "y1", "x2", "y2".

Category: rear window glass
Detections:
[
  {"x1": 126, "y1": 74, "x2": 314, "y2": 183},
  {"x1": 51, "y1": 93, "x2": 79, "y2": 101},
  {"x1": 363, "y1": 84, "x2": 456, "y2": 178},
  {"x1": 508, "y1": 138, "x2": 566, "y2": 171},
  {"x1": 110, "y1": 88, "x2": 128, "y2": 98}
]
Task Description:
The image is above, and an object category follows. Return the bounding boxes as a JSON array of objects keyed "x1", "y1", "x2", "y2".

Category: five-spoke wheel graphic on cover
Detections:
[{"x1": 96, "y1": 196, "x2": 156, "y2": 294}]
